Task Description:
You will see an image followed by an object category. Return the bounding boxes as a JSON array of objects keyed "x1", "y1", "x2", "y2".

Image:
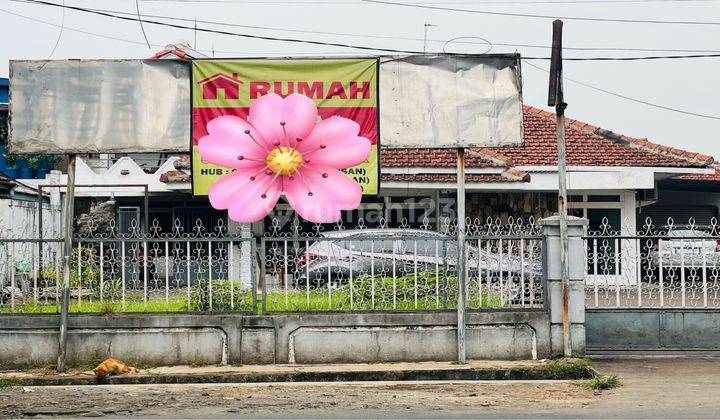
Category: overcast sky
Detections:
[{"x1": 1, "y1": 0, "x2": 718, "y2": 158}]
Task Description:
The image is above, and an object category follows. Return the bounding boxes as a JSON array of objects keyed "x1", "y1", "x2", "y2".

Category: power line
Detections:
[
  {"x1": 137, "y1": 0, "x2": 720, "y2": 3},
  {"x1": 13, "y1": 0, "x2": 426, "y2": 54},
  {"x1": 0, "y1": 7, "x2": 164, "y2": 47},
  {"x1": 70, "y1": 4, "x2": 720, "y2": 53},
  {"x1": 363, "y1": 0, "x2": 720, "y2": 25},
  {"x1": 13, "y1": 0, "x2": 720, "y2": 59},
  {"x1": 90, "y1": 5, "x2": 494, "y2": 48},
  {"x1": 11, "y1": 3, "x2": 720, "y2": 63},
  {"x1": 5, "y1": 3, "x2": 719, "y2": 123},
  {"x1": 13, "y1": 0, "x2": 720, "y2": 55},
  {"x1": 524, "y1": 53, "x2": 720, "y2": 60},
  {"x1": 135, "y1": 0, "x2": 152, "y2": 48},
  {"x1": 43, "y1": 0, "x2": 64, "y2": 61},
  {"x1": 0, "y1": 7, "x2": 378, "y2": 56},
  {"x1": 522, "y1": 59, "x2": 720, "y2": 120},
  {"x1": 7, "y1": 6, "x2": 720, "y2": 61}
]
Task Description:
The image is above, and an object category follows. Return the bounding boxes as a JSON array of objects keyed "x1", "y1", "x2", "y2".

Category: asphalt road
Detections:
[{"x1": 1, "y1": 359, "x2": 719, "y2": 418}]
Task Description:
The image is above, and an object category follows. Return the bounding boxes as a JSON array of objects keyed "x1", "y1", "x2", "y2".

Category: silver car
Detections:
[
  {"x1": 295, "y1": 228, "x2": 540, "y2": 280},
  {"x1": 649, "y1": 228, "x2": 720, "y2": 268}
]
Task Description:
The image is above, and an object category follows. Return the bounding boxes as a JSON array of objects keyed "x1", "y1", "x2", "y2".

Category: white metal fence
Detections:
[
  {"x1": 0, "y1": 199, "x2": 62, "y2": 310},
  {"x1": 0, "y1": 216, "x2": 545, "y2": 314},
  {"x1": 261, "y1": 217, "x2": 544, "y2": 312},
  {"x1": 585, "y1": 217, "x2": 720, "y2": 308}
]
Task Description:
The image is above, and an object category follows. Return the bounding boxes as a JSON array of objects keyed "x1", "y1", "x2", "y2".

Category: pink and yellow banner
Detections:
[{"x1": 191, "y1": 58, "x2": 379, "y2": 196}]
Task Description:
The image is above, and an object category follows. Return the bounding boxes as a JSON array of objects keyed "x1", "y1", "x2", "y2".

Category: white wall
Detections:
[{"x1": 0, "y1": 198, "x2": 62, "y2": 289}]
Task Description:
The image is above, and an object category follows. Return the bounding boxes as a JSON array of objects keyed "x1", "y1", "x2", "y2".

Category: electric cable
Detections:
[
  {"x1": 363, "y1": 0, "x2": 720, "y2": 25},
  {"x1": 13, "y1": 0, "x2": 720, "y2": 59},
  {"x1": 522, "y1": 58, "x2": 720, "y2": 120}
]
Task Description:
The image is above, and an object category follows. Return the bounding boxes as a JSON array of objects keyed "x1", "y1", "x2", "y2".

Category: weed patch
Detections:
[
  {"x1": 0, "y1": 378, "x2": 18, "y2": 389},
  {"x1": 582, "y1": 375, "x2": 620, "y2": 390}
]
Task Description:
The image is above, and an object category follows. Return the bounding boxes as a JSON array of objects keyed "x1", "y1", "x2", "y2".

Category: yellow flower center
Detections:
[{"x1": 266, "y1": 146, "x2": 303, "y2": 176}]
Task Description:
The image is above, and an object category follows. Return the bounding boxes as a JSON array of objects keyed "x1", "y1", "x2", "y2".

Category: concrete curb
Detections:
[{"x1": 2, "y1": 362, "x2": 595, "y2": 386}]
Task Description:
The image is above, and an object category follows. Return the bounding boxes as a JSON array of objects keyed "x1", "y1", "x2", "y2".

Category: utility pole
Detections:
[
  {"x1": 547, "y1": 19, "x2": 571, "y2": 358},
  {"x1": 456, "y1": 148, "x2": 467, "y2": 363}
]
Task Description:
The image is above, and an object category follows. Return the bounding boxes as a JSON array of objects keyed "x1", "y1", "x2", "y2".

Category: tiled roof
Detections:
[
  {"x1": 0, "y1": 174, "x2": 16, "y2": 189},
  {"x1": 159, "y1": 170, "x2": 190, "y2": 184},
  {"x1": 673, "y1": 164, "x2": 720, "y2": 181},
  {"x1": 382, "y1": 171, "x2": 529, "y2": 184},
  {"x1": 174, "y1": 155, "x2": 191, "y2": 170},
  {"x1": 382, "y1": 105, "x2": 713, "y2": 169},
  {"x1": 381, "y1": 148, "x2": 505, "y2": 168},
  {"x1": 162, "y1": 104, "x2": 713, "y2": 185}
]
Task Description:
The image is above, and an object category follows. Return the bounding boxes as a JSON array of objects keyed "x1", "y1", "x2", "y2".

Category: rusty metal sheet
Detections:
[
  {"x1": 379, "y1": 54, "x2": 524, "y2": 148},
  {"x1": 9, "y1": 59, "x2": 190, "y2": 154}
]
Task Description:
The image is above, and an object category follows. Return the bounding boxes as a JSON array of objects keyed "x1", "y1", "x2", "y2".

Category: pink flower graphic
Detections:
[{"x1": 198, "y1": 93, "x2": 371, "y2": 224}]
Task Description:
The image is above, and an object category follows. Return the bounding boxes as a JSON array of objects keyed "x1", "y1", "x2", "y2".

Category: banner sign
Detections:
[
  {"x1": 379, "y1": 54, "x2": 523, "y2": 148},
  {"x1": 192, "y1": 58, "x2": 379, "y2": 196},
  {"x1": 9, "y1": 59, "x2": 190, "y2": 154}
]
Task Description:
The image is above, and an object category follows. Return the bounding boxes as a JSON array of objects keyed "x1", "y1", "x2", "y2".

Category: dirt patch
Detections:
[{"x1": 0, "y1": 381, "x2": 599, "y2": 418}]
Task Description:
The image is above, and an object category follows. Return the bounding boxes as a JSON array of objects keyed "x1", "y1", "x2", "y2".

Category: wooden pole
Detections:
[{"x1": 548, "y1": 19, "x2": 572, "y2": 357}]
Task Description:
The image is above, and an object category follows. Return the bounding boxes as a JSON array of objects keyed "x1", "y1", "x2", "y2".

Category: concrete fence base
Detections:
[{"x1": 0, "y1": 311, "x2": 549, "y2": 368}]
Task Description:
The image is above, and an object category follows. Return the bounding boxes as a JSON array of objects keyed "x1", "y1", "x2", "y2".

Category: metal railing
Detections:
[
  {"x1": 261, "y1": 216, "x2": 544, "y2": 312},
  {"x1": 0, "y1": 216, "x2": 545, "y2": 314},
  {"x1": 584, "y1": 217, "x2": 720, "y2": 308}
]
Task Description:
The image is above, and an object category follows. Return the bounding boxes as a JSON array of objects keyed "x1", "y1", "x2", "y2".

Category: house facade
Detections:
[{"x1": 30, "y1": 104, "x2": 712, "y2": 241}]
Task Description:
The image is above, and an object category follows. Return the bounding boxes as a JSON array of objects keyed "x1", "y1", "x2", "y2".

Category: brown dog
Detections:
[{"x1": 92, "y1": 358, "x2": 140, "y2": 379}]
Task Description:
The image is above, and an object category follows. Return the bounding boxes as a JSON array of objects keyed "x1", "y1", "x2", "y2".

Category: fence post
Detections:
[{"x1": 541, "y1": 215, "x2": 587, "y2": 357}]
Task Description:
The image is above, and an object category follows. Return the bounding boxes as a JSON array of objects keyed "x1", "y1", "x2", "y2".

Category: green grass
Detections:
[
  {"x1": 546, "y1": 358, "x2": 592, "y2": 377},
  {"x1": 0, "y1": 378, "x2": 18, "y2": 389},
  {"x1": 0, "y1": 290, "x2": 470, "y2": 313},
  {"x1": 0, "y1": 295, "x2": 191, "y2": 314},
  {"x1": 0, "y1": 272, "x2": 504, "y2": 314},
  {"x1": 582, "y1": 375, "x2": 620, "y2": 390}
]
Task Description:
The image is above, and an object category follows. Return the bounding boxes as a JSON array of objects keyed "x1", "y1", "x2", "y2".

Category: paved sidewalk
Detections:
[{"x1": 0, "y1": 359, "x2": 593, "y2": 386}]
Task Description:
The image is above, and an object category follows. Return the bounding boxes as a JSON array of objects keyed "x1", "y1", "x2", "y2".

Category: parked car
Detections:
[
  {"x1": 649, "y1": 226, "x2": 720, "y2": 268},
  {"x1": 294, "y1": 228, "x2": 541, "y2": 281}
]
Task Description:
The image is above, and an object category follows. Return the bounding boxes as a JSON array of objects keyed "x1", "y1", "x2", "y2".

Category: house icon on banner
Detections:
[{"x1": 197, "y1": 72, "x2": 242, "y2": 100}]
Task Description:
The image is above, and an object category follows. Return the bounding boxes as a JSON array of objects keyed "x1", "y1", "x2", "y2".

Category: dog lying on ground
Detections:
[{"x1": 92, "y1": 358, "x2": 140, "y2": 379}]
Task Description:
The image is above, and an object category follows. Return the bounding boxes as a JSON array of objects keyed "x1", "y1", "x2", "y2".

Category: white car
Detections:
[{"x1": 649, "y1": 229, "x2": 720, "y2": 268}]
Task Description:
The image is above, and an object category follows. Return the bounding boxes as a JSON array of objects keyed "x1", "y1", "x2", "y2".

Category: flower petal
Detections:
[
  {"x1": 208, "y1": 170, "x2": 281, "y2": 223},
  {"x1": 249, "y1": 93, "x2": 317, "y2": 147},
  {"x1": 199, "y1": 116, "x2": 270, "y2": 169},
  {"x1": 283, "y1": 166, "x2": 362, "y2": 224},
  {"x1": 298, "y1": 116, "x2": 371, "y2": 169}
]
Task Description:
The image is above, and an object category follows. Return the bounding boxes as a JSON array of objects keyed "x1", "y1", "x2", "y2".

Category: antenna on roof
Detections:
[
  {"x1": 422, "y1": 22, "x2": 436, "y2": 54},
  {"x1": 194, "y1": 17, "x2": 198, "y2": 49}
]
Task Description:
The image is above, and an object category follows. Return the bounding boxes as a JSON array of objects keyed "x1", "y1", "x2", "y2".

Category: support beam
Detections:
[{"x1": 57, "y1": 155, "x2": 76, "y2": 372}]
